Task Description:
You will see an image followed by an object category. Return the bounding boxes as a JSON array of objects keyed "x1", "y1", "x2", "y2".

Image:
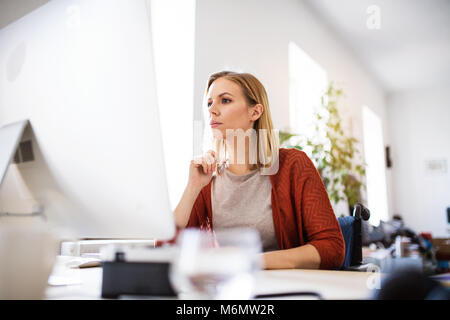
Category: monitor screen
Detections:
[{"x1": 0, "y1": 0, "x2": 175, "y2": 240}]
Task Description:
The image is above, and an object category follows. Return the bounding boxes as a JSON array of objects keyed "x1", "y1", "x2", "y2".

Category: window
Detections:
[
  {"x1": 362, "y1": 105, "x2": 389, "y2": 226},
  {"x1": 288, "y1": 41, "x2": 328, "y2": 140},
  {"x1": 150, "y1": 0, "x2": 196, "y2": 210}
]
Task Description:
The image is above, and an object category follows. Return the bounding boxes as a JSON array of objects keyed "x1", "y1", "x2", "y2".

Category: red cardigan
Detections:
[{"x1": 185, "y1": 148, "x2": 345, "y2": 270}]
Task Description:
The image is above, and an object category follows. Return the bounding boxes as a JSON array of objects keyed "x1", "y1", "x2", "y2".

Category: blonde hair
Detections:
[{"x1": 206, "y1": 71, "x2": 279, "y2": 174}]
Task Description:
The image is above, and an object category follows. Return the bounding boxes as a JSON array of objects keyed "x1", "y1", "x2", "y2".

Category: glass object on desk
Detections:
[
  {"x1": 0, "y1": 220, "x2": 59, "y2": 299},
  {"x1": 169, "y1": 228, "x2": 262, "y2": 299}
]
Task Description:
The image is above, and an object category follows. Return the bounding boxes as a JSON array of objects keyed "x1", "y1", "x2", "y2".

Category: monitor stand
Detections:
[
  {"x1": 0, "y1": 119, "x2": 43, "y2": 218},
  {"x1": 0, "y1": 120, "x2": 29, "y2": 186}
]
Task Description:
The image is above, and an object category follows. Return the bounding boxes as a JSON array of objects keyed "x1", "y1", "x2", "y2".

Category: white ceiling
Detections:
[
  {"x1": 2, "y1": 0, "x2": 449, "y2": 94},
  {"x1": 305, "y1": 0, "x2": 450, "y2": 93}
]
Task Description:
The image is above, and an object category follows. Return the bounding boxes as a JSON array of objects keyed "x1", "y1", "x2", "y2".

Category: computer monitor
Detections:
[{"x1": 0, "y1": 0, "x2": 175, "y2": 240}]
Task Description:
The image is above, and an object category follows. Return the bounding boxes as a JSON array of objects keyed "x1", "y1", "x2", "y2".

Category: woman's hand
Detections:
[
  {"x1": 188, "y1": 150, "x2": 217, "y2": 191},
  {"x1": 173, "y1": 150, "x2": 217, "y2": 229}
]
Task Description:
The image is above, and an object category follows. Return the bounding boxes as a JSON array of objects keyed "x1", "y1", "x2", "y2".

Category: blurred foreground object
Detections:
[
  {"x1": 375, "y1": 267, "x2": 450, "y2": 300},
  {"x1": 0, "y1": 220, "x2": 59, "y2": 299}
]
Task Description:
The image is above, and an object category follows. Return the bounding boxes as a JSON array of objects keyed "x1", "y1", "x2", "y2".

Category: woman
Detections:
[{"x1": 173, "y1": 71, "x2": 344, "y2": 270}]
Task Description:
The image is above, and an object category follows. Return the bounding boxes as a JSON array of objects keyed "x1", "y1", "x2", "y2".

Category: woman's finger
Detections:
[
  {"x1": 207, "y1": 154, "x2": 213, "y2": 173},
  {"x1": 203, "y1": 152, "x2": 213, "y2": 174},
  {"x1": 201, "y1": 158, "x2": 208, "y2": 174},
  {"x1": 207, "y1": 150, "x2": 216, "y2": 159},
  {"x1": 209, "y1": 162, "x2": 214, "y2": 174}
]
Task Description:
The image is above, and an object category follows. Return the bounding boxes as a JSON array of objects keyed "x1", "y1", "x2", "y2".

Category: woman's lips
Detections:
[{"x1": 210, "y1": 121, "x2": 222, "y2": 128}]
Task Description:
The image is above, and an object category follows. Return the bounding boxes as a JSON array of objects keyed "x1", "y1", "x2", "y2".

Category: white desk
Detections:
[
  {"x1": 45, "y1": 256, "x2": 378, "y2": 300},
  {"x1": 254, "y1": 269, "x2": 377, "y2": 299}
]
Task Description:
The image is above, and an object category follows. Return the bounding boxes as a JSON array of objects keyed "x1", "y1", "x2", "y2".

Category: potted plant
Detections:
[{"x1": 280, "y1": 82, "x2": 366, "y2": 216}]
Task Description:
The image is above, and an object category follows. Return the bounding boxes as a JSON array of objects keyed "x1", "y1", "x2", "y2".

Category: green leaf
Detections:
[
  {"x1": 289, "y1": 81, "x2": 366, "y2": 209},
  {"x1": 279, "y1": 131, "x2": 299, "y2": 145}
]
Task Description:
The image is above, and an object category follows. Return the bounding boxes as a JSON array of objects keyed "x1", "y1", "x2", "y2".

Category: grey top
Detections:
[{"x1": 211, "y1": 168, "x2": 279, "y2": 252}]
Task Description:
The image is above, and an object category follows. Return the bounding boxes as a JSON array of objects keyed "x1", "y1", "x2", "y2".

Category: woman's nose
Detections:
[{"x1": 209, "y1": 103, "x2": 219, "y2": 115}]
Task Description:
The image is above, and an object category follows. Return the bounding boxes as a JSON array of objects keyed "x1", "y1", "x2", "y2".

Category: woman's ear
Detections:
[{"x1": 250, "y1": 104, "x2": 264, "y2": 121}]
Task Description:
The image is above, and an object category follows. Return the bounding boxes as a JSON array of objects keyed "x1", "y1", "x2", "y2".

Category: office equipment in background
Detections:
[
  {"x1": 385, "y1": 145, "x2": 392, "y2": 168},
  {"x1": 447, "y1": 207, "x2": 450, "y2": 224},
  {"x1": 60, "y1": 239, "x2": 156, "y2": 257},
  {"x1": 0, "y1": 0, "x2": 175, "y2": 240},
  {"x1": 447, "y1": 207, "x2": 450, "y2": 235}
]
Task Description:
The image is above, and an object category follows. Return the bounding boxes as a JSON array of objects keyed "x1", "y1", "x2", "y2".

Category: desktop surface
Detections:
[{"x1": 46, "y1": 256, "x2": 376, "y2": 300}]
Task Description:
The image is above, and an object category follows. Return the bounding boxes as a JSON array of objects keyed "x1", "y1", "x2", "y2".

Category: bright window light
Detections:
[
  {"x1": 150, "y1": 0, "x2": 196, "y2": 211},
  {"x1": 288, "y1": 41, "x2": 328, "y2": 140},
  {"x1": 362, "y1": 105, "x2": 389, "y2": 226}
]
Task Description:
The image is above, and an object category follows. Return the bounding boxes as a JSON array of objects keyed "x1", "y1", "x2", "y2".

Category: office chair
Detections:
[{"x1": 338, "y1": 203, "x2": 374, "y2": 271}]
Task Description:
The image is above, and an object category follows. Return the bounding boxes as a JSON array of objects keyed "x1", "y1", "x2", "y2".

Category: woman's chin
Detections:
[{"x1": 211, "y1": 127, "x2": 226, "y2": 138}]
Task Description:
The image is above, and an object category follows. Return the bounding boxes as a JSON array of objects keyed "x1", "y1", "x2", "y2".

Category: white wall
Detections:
[
  {"x1": 387, "y1": 85, "x2": 450, "y2": 237},
  {"x1": 194, "y1": 0, "x2": 390, "y2": 217}
]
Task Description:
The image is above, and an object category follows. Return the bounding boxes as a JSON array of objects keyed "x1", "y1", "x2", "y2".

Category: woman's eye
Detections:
[{"x1": 207, "y1": 98, "x2": 231, "y2": 107}]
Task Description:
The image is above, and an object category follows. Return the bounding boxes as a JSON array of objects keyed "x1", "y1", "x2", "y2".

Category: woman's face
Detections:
[{"x1": 206, "y1": 78, "x2": 261, "y2": 138}]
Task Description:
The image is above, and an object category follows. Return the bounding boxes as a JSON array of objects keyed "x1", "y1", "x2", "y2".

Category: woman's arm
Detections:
[
  {"x1": 261, "y1": 244, "x2": 321, "y2": 269},
  {"x1": 291, "y1": 152, "x2": 345, "y2": 269},
  {"x1": 258, "y1": 150, "x2": 344, "y2": 269},
  {"x1": 174, "y1": 152, "x2": 217, "y2": 228},
  {"x1": 173, "y1": 183, "x2": 202, "y2": 228}
]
